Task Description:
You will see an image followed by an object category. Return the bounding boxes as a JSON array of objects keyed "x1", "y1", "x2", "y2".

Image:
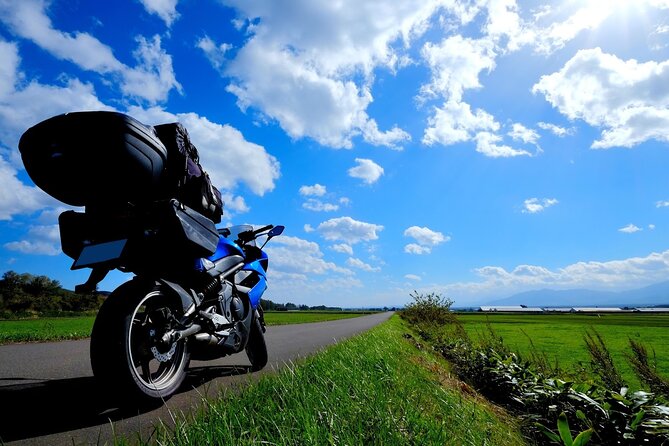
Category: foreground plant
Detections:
[{"x1": 400, "y1": 292, "x2": 669, "y2": 445}]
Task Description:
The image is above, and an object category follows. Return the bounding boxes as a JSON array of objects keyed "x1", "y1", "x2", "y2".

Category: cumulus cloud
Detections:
[
  {"x1": 657, "y1": 200, "x2": 669, "y2": 208},
  {"x1": 201, "y1": 1, "x2": 443, "y2": 149},
  {"x1": 196, "y1": 36, "x2": 233, "y2": 71},
  {"x1": 509, "y1": 123, "x2": 540, "y2": 145},
  {"x1": 4, "y1": 224, "x2": 60, "y2": 255},
  {"x1": 0, "y1": 39, "x2": 111, "y2": 156},
  {"x1": 439, "y1": 249, "x2": 669, "y2": 302},
  {"x1": 348, "y1": 158, "x2": 384, "y2": 184},
  {"x1": 304, "y1": 224, "x2": 315, "y2": 233},
  {"x1": 317, "y1": 216, "x2": 383, "y2": 244},
  {"x1": 302, "y1": 199, "x2": 339, "y2": 212},
  {"x1": 537, "y1": 122, "x2": 573, "y2": 137},
  {"x1": 475, "y1": 132, "x2": 532, "y2": 158},
  {"x1": 533, "y1": 48, "x2": 669, "y2": 149},
  {"x1": 619, "y1": 224, "x2": 642, "y2": 233},
  {"x1": 0, "y1": 155, "x2": 57, "y2": 220},
  {"x1": 126, "y1": 106, "x2": 280, "y2": 196},
  {"x1": 404, "y1": 274, "x2": 421, "y2": 281},
  {"x1": 331, "y1": 243, "x2": 353, "y2": 255},
  {"x1": 299, "y1": 184, "x2": 327, "y2": 197},
  {"x1": 423, "y1": 100, "x2": 499, "y2": 146},
  {"x1": 265, "y1": 236, "x2": 352, "y2": 276},
  {"x1": 139, "y1": 0, "x2": 180, "y2": 26},
  {"x1": 0, "y1": 0, "x2": 181, "y2": 103},
  {"x1": 404, "y1": 226, "x2": 448, "y2": 254},
  {"x1": 346, "y1": 257, "x2": 381, "y2": 272},
  {"x1": 522, "y1": 198, "x2": 558, "y2": 214}
]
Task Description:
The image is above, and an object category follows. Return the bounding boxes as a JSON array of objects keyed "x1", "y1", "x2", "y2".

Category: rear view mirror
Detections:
[{"x1": 268, "y1": 225, "x2": 284, "y2": 237}]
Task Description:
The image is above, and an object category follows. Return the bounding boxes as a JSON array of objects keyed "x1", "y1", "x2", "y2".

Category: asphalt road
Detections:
[{"x1": 0, "y1": 312, "x2": 393, "y2": 445}]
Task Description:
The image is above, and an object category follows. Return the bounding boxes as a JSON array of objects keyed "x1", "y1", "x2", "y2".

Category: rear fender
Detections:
[{"x1": 125, "y1": 276, "x2": 198, "y2": 317}]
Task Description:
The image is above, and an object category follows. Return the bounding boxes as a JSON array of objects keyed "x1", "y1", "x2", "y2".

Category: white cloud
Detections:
[
  {"x1": 537, "y1": 121, "x2": 573, "y2": 137},
  {"x1": 4, "y1": 224, "x2": 60, "y2": 255},
  {"x1": 204, "y1": 1, "x2": 447, "y2": 149},
  {"x1": 509, "y1": 123, "x2": 540, "y2": 145},
  {"x1": 533, "y1": 48, "x2": 669, "y2": 149},
  {"x1": 317, "y1": 216, "x2": 383, "y2": 244},
  {"x1": 348, "y1": 158, "x2": 384, "y2": 184},
  {"x1": 649, "y1": 224, "x2": 656, "y2": 230},
  {"x1": 656, "y1": 200, "x2": 669, "y2": 208},
  {"x1": 439, "y1": 249, "x2": 669, "y2": 303},
  {"x1": 522, "y1": 198, "x2": 558, "y2": 214},
  {"x1": 346, "y1": 257, "x2": 381, "y2": 272},
  {"x1": 419, "y1": 34, "x2": 496, "y2": 102},
  {"x1": 196, "y1": 36, "x2": 233, "y2": 71},
  {"x1": 619, "y1": 224, "x2": 642, "y2": 233},
  {"x1": 0, "y1": 38, "x2": 111, "y2": 156},
  {"x1": 0, "y1": 0, "x2": 181, "y2": 103},
  {"x1": 475, "y1": 131, "x2": 532, "y2": 158},
  {"x1": 299, "y1": 184, "x2": 327, "y2": 197},
  {"x1": 219, "y1": 192, "x2": 250, "y2": 215},
  {"x1": 532, "y1": 4, "x2": 612, "y2": 55},
  {"x1": 126, "y1": 106, "x2": 280, "y2": 196},
  {"x1": 404, "y1": 243, "x2": 432, "y2": 255},
  {"x1": 304, "y1": 224, "x2": 315, "y2": 233},
  {"x1": 265, "y1": 236, "x2": 352, "y2": 276},
  {"x1": 403, "y1": 225, "x2": 448, "y2": 255},
  {"x1": 302, "y1": 199, "x2": 339, "y2": 212},
  {"x1": 331, "y1": 243, "x2": 353, "y2": 255},
  {"x1": 423, "y1": 100, "x2": 499, "y2": 146},
  {"x1": 404, "y1": 226, "x2": 448, "y2": 246},
  {"x1": 0, "y1": 155, "x2": 56, "y2": 220},
  {"x1": 139, "y1": 0, "x2": 180, "y2": 26},
  {"x1": 404, "y1": 274, "x2": 421, "y2": 281}
]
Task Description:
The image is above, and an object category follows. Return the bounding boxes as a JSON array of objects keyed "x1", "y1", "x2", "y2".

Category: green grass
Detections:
[
  {"x1": 0, "y1": 311, "x2": 372, "y2": 345},
  {"x1": 0, "y1": 316, "x2": 96, "y2": 344},
  {"x1": 263, "y1": 310, "x2": 373, "y2": 325},
  {"x1": 148, "y1": 315, "x2": 525, "y2": 446},
  {"x1": 457, "y1": 313, "x2": 669, "y2": 389}
]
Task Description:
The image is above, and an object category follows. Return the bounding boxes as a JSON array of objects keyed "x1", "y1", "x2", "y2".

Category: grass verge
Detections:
[
  {"x1": 0, "y1": 312, "x2": 372, "y2": 345},
  {"x1": 148, "y1": 315, "x2": 525, "y2": 445}
]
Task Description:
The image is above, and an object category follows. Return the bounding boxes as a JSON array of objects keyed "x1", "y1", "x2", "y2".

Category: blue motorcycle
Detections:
[{"x1": 18, "y1": 111, "x2": 283, "y2": 403}]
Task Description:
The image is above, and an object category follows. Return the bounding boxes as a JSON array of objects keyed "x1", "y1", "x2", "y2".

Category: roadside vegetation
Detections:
[
  {"x1": 146, "y1": 315, "x2": 524, "y2": 445},
  {"x1": 456, "y1": 313, "x2": 669, "y2": 389},
  {"x1": 402, "y1": 292, "x2": 669, "y2": 445}
]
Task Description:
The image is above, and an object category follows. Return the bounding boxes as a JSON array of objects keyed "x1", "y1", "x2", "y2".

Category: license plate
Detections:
[{"x1": 72, "y1": 239, "x2": 127, "y2": 269}]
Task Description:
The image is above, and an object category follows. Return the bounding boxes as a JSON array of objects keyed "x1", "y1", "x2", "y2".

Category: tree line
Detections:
[{"x1": 0, "y1": 270, "x2": 104, "y2": 318}]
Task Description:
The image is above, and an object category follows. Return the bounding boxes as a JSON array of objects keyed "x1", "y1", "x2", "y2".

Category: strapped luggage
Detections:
[{"x1": 153, "y1": 123, "x2": 224, "y2": 223}]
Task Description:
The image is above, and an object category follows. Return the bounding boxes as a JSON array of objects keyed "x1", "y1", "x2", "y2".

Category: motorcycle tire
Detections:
[
  {"x1": 245, "y1": 312, "x2": 268, "y2": 372},
  {"x1": 90, "y1": 280, "x2": 190, "y2": 404}
]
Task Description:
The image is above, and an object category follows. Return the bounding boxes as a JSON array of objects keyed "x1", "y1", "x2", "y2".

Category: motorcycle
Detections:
[{"x1": 17, "y1": 111, "x2": 284, "y2": 403}]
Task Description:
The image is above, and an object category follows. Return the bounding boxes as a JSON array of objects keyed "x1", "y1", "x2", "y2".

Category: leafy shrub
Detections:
[{"x1": 402, "y1": 299, "x2": 669, "y2": 446}]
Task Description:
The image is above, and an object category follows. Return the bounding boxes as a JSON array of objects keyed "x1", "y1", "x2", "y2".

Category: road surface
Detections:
[{"x1": 0, "y1": 312, "x2": 392, "y2": 445}]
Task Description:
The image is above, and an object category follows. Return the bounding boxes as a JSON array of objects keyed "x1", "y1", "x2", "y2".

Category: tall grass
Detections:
[{"x1": 149, "y1": 316, "x2": 525, "y2": 445}]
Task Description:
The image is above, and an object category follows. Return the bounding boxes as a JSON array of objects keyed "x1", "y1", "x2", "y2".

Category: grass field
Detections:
[
  {"x1": 0, "y1": 311, "x2": 373, "y2": 345},
  {"x1": 147, "y1": 316, "x2": 525, "y2": 445},
  {"x1": 457, "y1": 312, "x2": 669, "y2": 389}
]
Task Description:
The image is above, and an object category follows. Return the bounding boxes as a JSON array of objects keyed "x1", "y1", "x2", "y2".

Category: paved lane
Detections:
[{"x1": 0, "y1": 312, "x2": 393, "y2": 445}]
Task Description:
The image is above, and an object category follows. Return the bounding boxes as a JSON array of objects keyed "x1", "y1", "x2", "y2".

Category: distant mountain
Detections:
[{"x1": 487, "y1": 280, "x2": 669, "y2": 308}]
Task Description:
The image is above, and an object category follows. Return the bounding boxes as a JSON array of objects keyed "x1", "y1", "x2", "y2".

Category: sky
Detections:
[{"x1": 2, "y1": 0, "x2": 669, "y2": 308}]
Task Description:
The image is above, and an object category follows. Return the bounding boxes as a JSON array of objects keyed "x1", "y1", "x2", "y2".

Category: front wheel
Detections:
[
  {"x1": 90, "y1": 280, "x2": 190, "y2": 403},
  {"x1": 245, "y1": 311, "x2": 268, "y2": 372}
]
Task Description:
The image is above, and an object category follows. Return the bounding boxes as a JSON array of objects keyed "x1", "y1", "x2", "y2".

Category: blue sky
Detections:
[{"x1": 2, "y1": 0, "x2": 669, "y2": 308}]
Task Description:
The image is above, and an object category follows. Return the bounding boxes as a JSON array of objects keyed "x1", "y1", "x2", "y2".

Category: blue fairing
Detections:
[
  {"x1": 209, "y1": 236, "x2": 243, "y2": 261},
  {"x1": 248, "y1": 275, "x2": 267, "y2": 308}
]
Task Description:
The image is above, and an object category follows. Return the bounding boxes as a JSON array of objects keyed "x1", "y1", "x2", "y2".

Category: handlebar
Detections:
[{"x1": 237, "y1": 224, "x2": 274, "y2": 243}]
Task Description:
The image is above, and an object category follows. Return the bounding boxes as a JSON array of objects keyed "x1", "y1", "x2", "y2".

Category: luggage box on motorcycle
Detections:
[{"x1": 19, "y1": 111, "x2": 168, "y2": 207}]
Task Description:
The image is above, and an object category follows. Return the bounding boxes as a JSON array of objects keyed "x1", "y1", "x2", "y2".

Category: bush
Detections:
[{"x1": 400, "y1": 291, "x2": 457, "y2": 326}]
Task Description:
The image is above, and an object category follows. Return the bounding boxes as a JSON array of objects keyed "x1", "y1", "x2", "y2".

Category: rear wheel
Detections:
[
  {"x1": 90, "y1": 280, "x2": 190, "y2": 403},
  {"x1": 245, "y1": 311, "x2": 268, "y2": 371}
]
